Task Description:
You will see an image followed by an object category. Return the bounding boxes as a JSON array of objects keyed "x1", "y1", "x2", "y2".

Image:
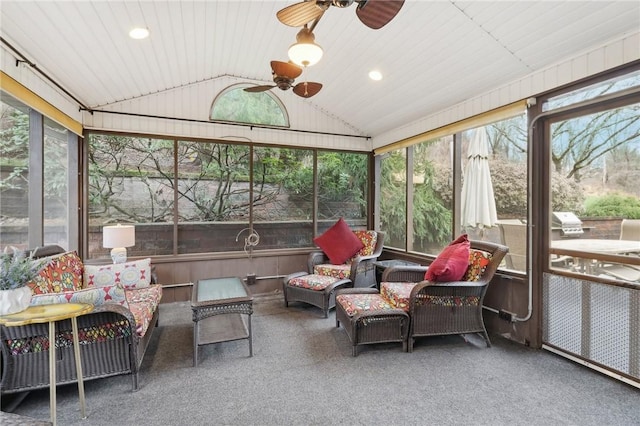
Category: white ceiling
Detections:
[{"x1": 1, "y1": 1, "x2": 639, "y2": 137}]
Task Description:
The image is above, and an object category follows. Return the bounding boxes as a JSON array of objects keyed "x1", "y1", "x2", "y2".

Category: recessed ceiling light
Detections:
[
  {"x1": 369, "y1": 70, "x2": 383, "y2": 81},
  {"x1": 129, "y1": 27, "x2": 149, "y2": 40}
]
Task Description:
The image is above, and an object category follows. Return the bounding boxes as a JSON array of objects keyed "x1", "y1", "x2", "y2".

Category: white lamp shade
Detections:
[
  {"x1": 288, "y1": 27, "x2": 323, "y2": 67},
  {"x1": 288, "y1": 42, "x2": 323, "y2": 67},
  {"x1": 103, "y1": 224, "x2": 136, "y2": 248}
]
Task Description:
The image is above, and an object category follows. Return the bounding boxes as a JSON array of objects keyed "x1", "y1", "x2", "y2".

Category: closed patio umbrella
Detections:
[{"x1": 460, "y1": 127, "x2": 498, "y2": 229}]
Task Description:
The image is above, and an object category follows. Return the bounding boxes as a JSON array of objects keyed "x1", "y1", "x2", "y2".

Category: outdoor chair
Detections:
[
  {"x1": 620, "y1": 219, "x2": 640, "y2": 243},
  {"x1": 598, "y1": 264, "x2": 640, "y2": 282},
  {"x1": 282, "y1": 229, "x2": 384, "y2": 317},
  {"x1": 595, "y1": 219, "x2": 640, "y2": 281},
  {"x1": 380, "y1": 240, "x2": 508, "y2": 351},
  {"x1": 498, "y1": 220, "x2": 570, "y2": 270},
  {"x1": 497, "y1": 220, "x2": 526, "y2": 271},
  {"x1": 308, "y1": 230, "x2": 385, "y2": 289}
]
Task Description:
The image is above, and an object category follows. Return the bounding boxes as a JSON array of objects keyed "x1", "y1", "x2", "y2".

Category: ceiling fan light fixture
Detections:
[{"x1": 288, "y1": 28, "x2": 323, "y2": 67}]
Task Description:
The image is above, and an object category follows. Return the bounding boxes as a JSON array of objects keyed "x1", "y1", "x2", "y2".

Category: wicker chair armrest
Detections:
[
  {"x1": 325, "y1": 279, "x2": 353, "y2": 293},
  {"x1": 420, "y1": 280, "x2": 487, "y2": 289},
  {"x1": 409, "y1": 279, "x2": 487, "y2": 299},
  {"x1": 370, "y1": 231, "x2": 385, "y2": 258},
  {"x1": 352, "y1": 308, "x2": 408, "y2": 323},
  {"x1": 92, "y1": 302, "x2": 135, "y2": 322},
  {"x1": 335, "y1": 287, "x2": 379, "y2": 296},
  {"x1": 308, "y1": 251, "x2": 329, "y2": 272},
  {"x1": 382, "y1": 265, "x2": 428, "y2": 283},
  {"x1": 150, "y1": 265, "x2": 158, "y2": 284},
  {"x1": 24, "y1": 244, "x2": 66, "y2": 259},
  {"x1": 284, "y1": 271, "x2": 311, "y2": 283},
  {"x1": 0, "y1": 303, "x2": 140, "y2": 343},
  {"x1": 91, "y1": 303, "x2": 140, "y2": 344}
]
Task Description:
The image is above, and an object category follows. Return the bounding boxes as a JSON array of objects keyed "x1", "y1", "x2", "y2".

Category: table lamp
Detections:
[{"x1": 103, "y1": 224, "x2": 135, "y2": 264}]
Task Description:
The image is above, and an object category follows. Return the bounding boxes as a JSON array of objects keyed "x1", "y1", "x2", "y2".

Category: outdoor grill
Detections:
[{"x1": 552, "y1": 212, "x2": 584, "y2": 237}]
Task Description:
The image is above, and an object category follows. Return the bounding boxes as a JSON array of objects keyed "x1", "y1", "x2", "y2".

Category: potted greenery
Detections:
[{"x1": 0, "y1": 247, "x2": 40, "y2": 315}]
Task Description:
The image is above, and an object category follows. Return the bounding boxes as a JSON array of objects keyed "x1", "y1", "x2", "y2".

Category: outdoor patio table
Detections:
[
  {"x1": 191, "y1": 277, "x2": 253, "y2": 366},
  {"x1": 551, "y1": 239, "x2": 640, "y2": 273},
  {"x1": 551, "y1": 239, "x2": 640, "y2": 255}
]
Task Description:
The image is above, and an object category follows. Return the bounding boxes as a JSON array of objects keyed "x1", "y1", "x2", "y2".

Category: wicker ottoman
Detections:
[
  {"x1": 335, "y1": 288, "x2": 409, "y2": 356},
  {"x1": 283, "y1": 272, "x2": 352, "y2": 318}
]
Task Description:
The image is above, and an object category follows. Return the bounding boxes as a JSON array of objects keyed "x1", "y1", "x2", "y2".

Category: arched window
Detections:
[{"x1": 210, "y1": 83, "x2": 289, "y2": 127}]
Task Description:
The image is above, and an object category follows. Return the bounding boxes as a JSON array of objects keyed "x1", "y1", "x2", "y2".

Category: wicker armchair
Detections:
[
  {"x1": 308, "y1": 230, "x2": 385, "y2": 288},
  {"x1": 381, "y1": 240, "x2": 508, "y2": 352},
  {"x1": 282, "y1": 231, "x2": 385, "y2": 317}
]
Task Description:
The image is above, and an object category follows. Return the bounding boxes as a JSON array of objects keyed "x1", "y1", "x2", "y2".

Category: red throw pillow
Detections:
[
  {"x1": 425, "y1": 234, "x2": 471, "y2": 282},
  {"x1": 314, "y1": 218, "x2": 364, "y2": 265}
]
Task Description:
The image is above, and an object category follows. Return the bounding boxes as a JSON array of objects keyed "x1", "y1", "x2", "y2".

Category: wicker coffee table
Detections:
[{"x1": 191, "y1": 277, "x2": 253, "y2": 366}]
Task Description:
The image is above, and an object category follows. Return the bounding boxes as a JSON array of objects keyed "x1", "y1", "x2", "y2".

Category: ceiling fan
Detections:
[
  {"x1": 277, "y1": 0, "x2": 405, "y2": 30},
  {"x1": 244, "y1": 61, "x2": 323, "y2": 98}
]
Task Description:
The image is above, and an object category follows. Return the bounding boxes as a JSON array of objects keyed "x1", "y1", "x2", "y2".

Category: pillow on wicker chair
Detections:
[
  {"x1": 27, "y1": 251, "x2": 84, "y2": 294},
  {"x1": 84, "y1": 258, "x2": 152, "y2": 290},
  {"x1": 314, "y1": 218, "x2": 364, "y2": 265},
  {"x1": 425, "y1": 234, "x2": 471, "y2": 282}
]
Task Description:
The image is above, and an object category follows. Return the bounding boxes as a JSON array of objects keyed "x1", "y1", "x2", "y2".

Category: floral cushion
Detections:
[
  {"x1": 464, "y1": 249, "x2": 492, "y2": 282},
  {"x1": 353, "y1": 230, "x2": 377, "y2": 257},
  {"x1": 84, "y1": 258, "x2": 151, "y2": 290},
  {"x1": 335, "y1": 293, "x2": 394, "y2": 317},
  {"x1": 125, "y1": 285, "x2": 162, "y2": 337},
  {"x1": 380, "y1": 281, "x2": 415, "y2": 312},
  {"x1": 125, "y1": 284, "x2": 162, "y2": 336},
  {"x1": 313, "y1": 263, "x2": 351, "y2": 279},
  {"x1": 27, "y1": 251, "x2": 84, "y2": 294},
  {"x1": 30, "y1": 284, "x2": 128, "y2": 307},
  {"x1": 288, "y1": 274, "x2": 341, "y2": 291},
  {"x1": 380, "y1": 281, "x2": 480, "y2": 309},
  {"x1": 26, "y1": 264, "x2": 54, "y2": 295}
]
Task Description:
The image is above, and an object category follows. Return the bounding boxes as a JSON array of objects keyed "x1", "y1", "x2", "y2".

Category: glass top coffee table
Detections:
[{"x1": 191, "y1": 276, "x2": 254, "y2": 366}]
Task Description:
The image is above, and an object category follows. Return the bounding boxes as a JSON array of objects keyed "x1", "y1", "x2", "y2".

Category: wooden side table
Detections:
[{"x1": 0, "y1": 303, "x2": 93, "y2": 426}]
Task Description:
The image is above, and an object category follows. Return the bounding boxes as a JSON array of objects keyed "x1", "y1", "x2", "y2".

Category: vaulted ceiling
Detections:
[{"x1": 1, "y1": 1, "x2": 639, "y2": 137}]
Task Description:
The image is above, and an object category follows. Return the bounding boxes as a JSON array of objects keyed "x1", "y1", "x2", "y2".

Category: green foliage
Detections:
[
  {"x1": 412, "y1": 184, "x2": 452, "y2": 246},
  {"x1": 0, "y1": 248, "x2": 41, "y2": 290},
  {"x1": 284, "y1": 152, "x2": 368, "y2": 219},
  {"x1": 380, "y1": 150, "x2": 451, "y2": 247},
  {"x1": 211, "y1": 87, "x2": 287, "y2": 126},
  {"x1": 88, "y1": 133, "x2": 369, "y2": 224},
  {"x1": 583, "y1": 193, "x2": 640, "y2": 218},
  {"x1": 379, "y1": 152, "x2": 407, "y2": 247},
  {"x1": 0, "y1": 109, "x2": 29, "y2": 191},
  {"x1": 318, "y1": 152, "x2": 367, "y2": 217}
]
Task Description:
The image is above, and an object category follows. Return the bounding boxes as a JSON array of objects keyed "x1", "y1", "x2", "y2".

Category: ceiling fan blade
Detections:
[
  {"x1": 355, "y1": 0, "x2": 405, "y2": 29},
  {"x1": 293, "y1": 82, "x2": 322, "y2": 98},
  {"x1": 271, "y1": 60, "x2": 303, "y2": 79},
  {"x1": 277, "y1": 1, "x2": 326, "y2": 27},
  {"x1": 244, "y1": 85, "x2": 276, "y2": 93}
]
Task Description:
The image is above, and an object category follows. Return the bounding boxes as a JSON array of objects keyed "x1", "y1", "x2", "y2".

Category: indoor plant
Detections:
[{"x1": 0, "y1": 247, "x2": 40, "y2": 315}]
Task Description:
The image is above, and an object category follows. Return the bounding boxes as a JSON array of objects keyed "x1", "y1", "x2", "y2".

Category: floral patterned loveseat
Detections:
[{"x1": 0, "y1": 245, "x2": 162, "y2": 395}]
